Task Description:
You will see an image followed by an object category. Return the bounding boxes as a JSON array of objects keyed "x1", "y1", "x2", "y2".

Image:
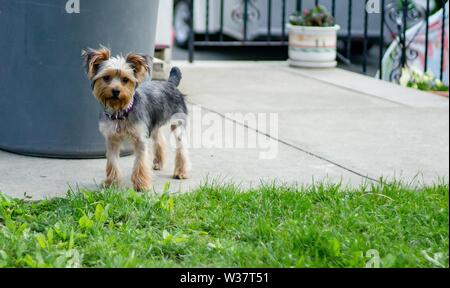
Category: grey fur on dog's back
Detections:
[{"x1": 100, "y1": 67, "x2": 188, "y2": 134}]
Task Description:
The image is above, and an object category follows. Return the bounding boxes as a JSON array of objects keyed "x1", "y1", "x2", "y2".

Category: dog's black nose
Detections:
[{"x1": 112, "y1": 89, "x2": 120, "y2": 98}]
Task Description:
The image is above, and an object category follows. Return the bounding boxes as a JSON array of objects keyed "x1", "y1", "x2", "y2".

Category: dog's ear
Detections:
[
  {"x1": 126, "y1": 53, "x2": 153, "y2": 83},
  {"x1": 81, "y1": 47, "x2": 111, "y2": 79}
]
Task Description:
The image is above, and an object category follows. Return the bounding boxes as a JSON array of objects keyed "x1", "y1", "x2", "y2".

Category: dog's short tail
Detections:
[{"x1": 168, "y1": 67, "x2": 182, "y2": 87}]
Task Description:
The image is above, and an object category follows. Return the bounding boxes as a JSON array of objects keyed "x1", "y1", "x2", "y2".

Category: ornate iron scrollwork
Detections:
[
  {"x1": 231, "y1": 0, "x2": 261, "y2": 23},
  {"x1": 384, "y1": 0, "x2": 426, "y2": 82}
]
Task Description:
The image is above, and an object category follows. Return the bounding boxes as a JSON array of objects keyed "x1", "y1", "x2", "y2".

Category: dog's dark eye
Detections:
[
  {"x1": 103, "y1": 76, "x2": 111, "y2": 82},
  {"x1": 122, "y1": 77, "x2": 129, "y2": 84}
]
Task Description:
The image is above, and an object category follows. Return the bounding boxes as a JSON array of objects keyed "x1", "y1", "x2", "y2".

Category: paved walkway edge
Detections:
[{"x1": 174, "y1": 61, "x2": 449, "y2": 108}]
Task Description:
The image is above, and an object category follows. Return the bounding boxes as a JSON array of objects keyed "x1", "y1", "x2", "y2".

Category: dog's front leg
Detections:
[
  {"x1": 104, "y1": 136, "x2": 123, "y2": 187},
  {"x1": 131, "y1": 137, "x2": 152, "y2": 192}
]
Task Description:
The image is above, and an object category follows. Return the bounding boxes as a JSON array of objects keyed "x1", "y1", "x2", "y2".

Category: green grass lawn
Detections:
[{"x1": 0, "y1": 181, "x2": 448, "y2": 268}]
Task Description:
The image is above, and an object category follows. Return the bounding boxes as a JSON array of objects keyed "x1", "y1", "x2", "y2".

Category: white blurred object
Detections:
[
  {"x1": 154, "y1": 0, "x2": 174, "y2": 80},
  {"x1": 156, "y1": 0, "x2": 174, "y2": 48},
  {"x1": 156, "y1": 0, "x2": 174, "y2": 60}
]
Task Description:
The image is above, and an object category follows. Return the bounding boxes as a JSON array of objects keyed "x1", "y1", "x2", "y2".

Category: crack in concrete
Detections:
[{"x1": 189, "y1": 101, "x2": 380, "y2": 183}]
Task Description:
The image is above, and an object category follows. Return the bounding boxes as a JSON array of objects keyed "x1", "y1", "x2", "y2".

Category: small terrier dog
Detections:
[{"x1": 82, "y1": 46, "x2": 190, "y2": 191}]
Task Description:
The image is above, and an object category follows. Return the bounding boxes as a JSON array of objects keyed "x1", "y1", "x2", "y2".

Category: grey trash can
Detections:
[{"x1": 0, "y1": 0, "x2": 160, "y2": 158}]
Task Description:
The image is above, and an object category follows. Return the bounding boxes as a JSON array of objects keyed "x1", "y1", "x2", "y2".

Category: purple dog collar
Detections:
[{"x1": 104, "y1": 95, "x2": 135, "y2": 121}]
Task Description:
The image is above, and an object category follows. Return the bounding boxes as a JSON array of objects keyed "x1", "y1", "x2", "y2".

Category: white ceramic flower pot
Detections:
[{"x1": 287, "y1": 24, "x2": 340, "y2": 68}]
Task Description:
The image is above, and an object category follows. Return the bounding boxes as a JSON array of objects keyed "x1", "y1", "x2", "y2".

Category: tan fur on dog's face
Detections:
[
  {"x1": 92, "y1": 68, "x2": 136, "y2": 111},
  {"x1": 82, "y1": 47, "x2": 152, "y2": 111}
]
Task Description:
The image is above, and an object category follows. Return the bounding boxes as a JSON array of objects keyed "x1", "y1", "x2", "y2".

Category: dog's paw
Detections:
[
  {"x1": 132, "y1": 173, "x2": 151, "y2": 192},
  {"x1": 173, "y1": 171, "x2": 189, "y2": 180},
  {"x1": 132, "y1": 162, "x2": 152, "y2": 192},
  {"x1": 153, "y1": 161, "x2": 163, "y2": 171},
  {"x1": 102, "y1": 178, "x2": 121, "y2": 188},
  {"x1": 133, "y1": 182, "x2": 151, "y2": 192}
]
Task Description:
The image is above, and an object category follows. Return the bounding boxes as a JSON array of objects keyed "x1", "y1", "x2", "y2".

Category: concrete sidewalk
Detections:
[
  {"x1": 0, "y1": 62, "x2": 448, "y2": 199},
  {"x1": 178, "y1": 61, "x2": 449, "y2": 183}
]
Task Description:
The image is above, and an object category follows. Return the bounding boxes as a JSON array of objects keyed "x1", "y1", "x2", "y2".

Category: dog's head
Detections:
[{"x1": 82, "y1": 46, "x2": 152, "y2": 111}]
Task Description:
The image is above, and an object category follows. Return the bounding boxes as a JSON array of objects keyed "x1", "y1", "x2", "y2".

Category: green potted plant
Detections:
[{"x1": 287, "y1": 5, "x2": 340, "y2": 68}]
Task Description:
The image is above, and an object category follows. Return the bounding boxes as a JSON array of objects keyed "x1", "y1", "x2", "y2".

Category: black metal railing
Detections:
[{"x1": 187, "y1": 0, "x2": 448, "y2": 83}]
